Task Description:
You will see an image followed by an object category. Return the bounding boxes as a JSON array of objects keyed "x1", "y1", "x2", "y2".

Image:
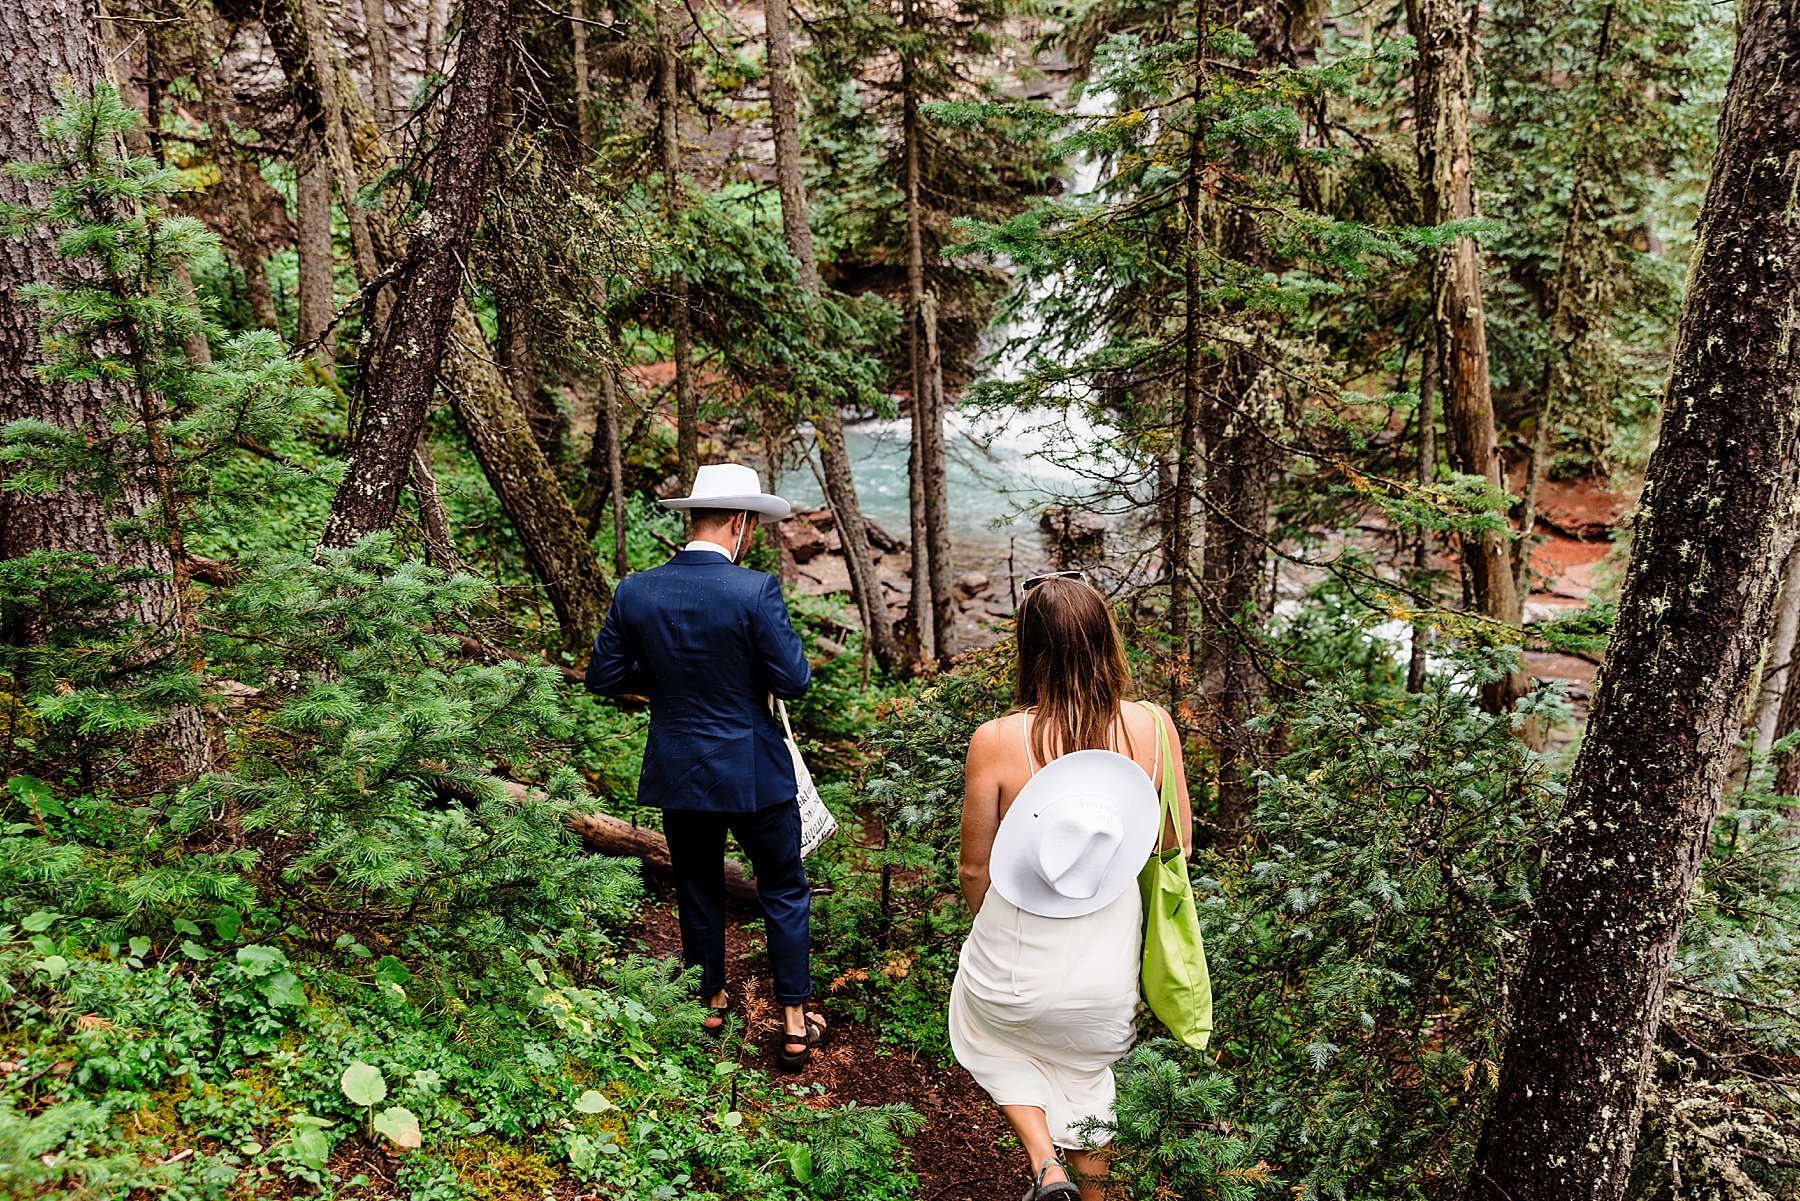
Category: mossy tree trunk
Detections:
[
  {"x1": 900, "y1": 0, "x2": 937, "y2": 665},
  {"x1": 654, "y1": 0, "x2": 698, "y2": 486},
  {"x1": 319, "y1": 0, "x2": 515, "y2": 547},
  {"x1": 0, "y1": 0, "x2": 210, "y2": 776},
  {"x1": 1464, "y1": 3, "x2": 1800, "y2": 1195},
  {"x1": 1407, "y1": 0, "x2": 1530, "y2": 718},
  {"x1": 762, "y1": 0, "x2": 903, "y2": 672}
]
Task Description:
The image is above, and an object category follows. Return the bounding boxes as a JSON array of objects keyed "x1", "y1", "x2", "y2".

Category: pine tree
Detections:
[{"x1": 1466, "y1": 0, "x2": 1800, "y2": 1192}]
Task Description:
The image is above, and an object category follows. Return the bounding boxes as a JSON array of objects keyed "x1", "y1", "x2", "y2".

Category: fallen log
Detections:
[{"x1": 498, "y1": 780, "x2": 760, "y2": 904}]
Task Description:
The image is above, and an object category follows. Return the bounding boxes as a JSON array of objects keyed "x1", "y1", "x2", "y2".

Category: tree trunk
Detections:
[
  {"x1": 585, "y1": 365, "x2": 628, "y2": 576},
  {"x1": 320, "y1": 0, "x2": 515, "y2": 547},
  {"x1": 654, "y1": 0, "x2": 698, "y2": 486},
  {"x1": 1197, "y1": 354, "x2": 1275, "y2": 844},
  {"x1": 1167, "y1": 10, "x2": 1206, "y2": 710},
  {"x1": 763, "y1": 0, "x2": 817, "y2": 294},
  {"x1": 0, "y1": 0, "x2": 209, "y2": 775},
  {"x1": 242, "y1": 0, "x2": 384, "y2": 284},
  {"x1": 901, "y1": 13, "x2": 935, "y2": 665},
  {"x1": 1407, "y1": 0, "x2": 1529, "y2": 717},
  {"x1": 427, "y1": 0, "x2": 453, "y2": 69},
  {"x1": 409, "y1": 433, "x2": 466, "y2": 572},
  {"x1": 570, "y1": 0, "x2": 594, "y2": 149},
  {"x1": 1464, "y1": 6, "x2": 1800, "y2": 1197},
  {"x1": 761, "y1": 0, "x2": 903, "y2": 672},
  {"x1": 360, "y1": 0, "x2": 395, "y2": 129},
  {"x1": 500, "y1": 303, "x2": 563, "y2": 461},
  {"x1": 1408, "y1": 330, "x2": 1438, "y2": 693},
  {"x1": 294, "y1": 130, "x2": 337, "y2": 373},
  {"x1": 1773, "y1": 634, "x2": 1800, "y2": 797},
  {"x1": 921, "y1": 293, "x2": 954, "y2": 661},
  {"x1": 1190, "y1": 0, "x2": 1305, "y2": 839},
  {"x1": 1753, "y1": 542, "x2": 1800, "y2": 757},
  {"x1": 443, "y1": 305, "x2": 611, "y2": 654},
  {"x1": 190, "y1": 10, "x2": 280, "y2": 332},
  {"x1": 248, "y1": 0, "x2": 604, "y2": 647},
  {"x1": 104, "y1": 3, "x2": 214, "y2": 367}
]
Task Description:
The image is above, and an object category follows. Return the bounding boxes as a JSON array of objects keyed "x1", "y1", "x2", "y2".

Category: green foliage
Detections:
[
  {"x1": 1478, "y1": 0, "x2": 1727, "y2": 477},
  {"x1": 0, "y1": 84, "x2": 926, "y2": 1201}
]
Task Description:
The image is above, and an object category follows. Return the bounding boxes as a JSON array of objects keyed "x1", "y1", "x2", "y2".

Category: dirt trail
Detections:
[{"x1": 629, "y1": 885, "x2": 1018, "y2": 1200}]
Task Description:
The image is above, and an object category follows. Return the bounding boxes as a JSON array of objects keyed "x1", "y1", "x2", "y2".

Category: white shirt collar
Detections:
[{"x1": 684, "y1": 539, "x2": 735, "y2": 559}]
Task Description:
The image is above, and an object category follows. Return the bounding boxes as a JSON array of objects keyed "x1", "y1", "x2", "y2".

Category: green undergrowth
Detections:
[
  {"x1": 0, "y1": 918, "x2": 921, "y2": 1200},
  {"x1": 0, "y1": 546, "x2": 923, "y2": 1201}
]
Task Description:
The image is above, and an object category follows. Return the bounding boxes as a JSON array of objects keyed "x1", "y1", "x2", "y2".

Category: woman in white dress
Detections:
[{"x1": 949, "y1": 574, "x2": 1192, "y2": 1201}]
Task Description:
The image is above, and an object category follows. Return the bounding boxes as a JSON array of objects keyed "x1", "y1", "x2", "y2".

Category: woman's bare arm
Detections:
[{"x1": 958, "y1": 720, "x2": 1004, "y2": 916}]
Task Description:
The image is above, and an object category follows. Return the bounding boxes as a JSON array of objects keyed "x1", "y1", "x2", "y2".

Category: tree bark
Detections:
[
  {"x1": 1198, "y1": 355, "x2": 1276, "y2": 844},
  {"x1": 761, "y1": 0, "x2": 903, "y2": 672},
  {"x1": 294, "y1": 131, "x2": 337, "y2": 373},
  {"x1": 900, "y1": 8, "x2": 935, "y2": 665},
  {"x1": 570, "y1": 0, "x2": 594, "y2": 149},
  {"x1": 190, "y1": 9, "x2": 281, "y2": 332},
  {"x1": 0, "y1": 0, "x2": 209, "y2": 775},
  {"x1": 360, "y1": 0, "x2": 396, "y2": 129},
  {"x1": 320, "y1": 0, "x2": 515, "y2": 547},
  {"x1": 443, "y1": 305, "x2": 611, "y2": 653},
  {"x1": 1168, "y1": 6, "x2": 1207, "y2": 710},
  {"x1": 427, "y1": 0, "x2": 453, "y2": 69},
  {"x1": 584, "y1": 365, "x2": 629, "y2": 576},
  {"x1": 1752, "y1": 542, "x2": 1800, "y2": 757},
  {"x1": 247, "y1": 0, "x2": 605, "y2": 647},
  {"x1": 500, "y1": 303, "x2": 563, "y2": 461},
  {"x1": 1407, "y1": 0, "x2": 1530, "y2": 717},
  {"x1": 1191, "y1": 0, "x2": 1306, "y2": 840},
  {"x1": 654, "y1": 0, "x2": 698, "y2": 486},
  {"x1": 1464, "y1": 5, "x2": 1800, "y2": 1196},
  {"x1": 1408, "y1": 329, "x2": 1438, "y2": 693},
  {"x1": 921, "y1": 293, "x2": 954, "y2": 661},
  {"x1": 1773, "y1": 635, "x2": 1800, "y2": 797},
  {"x1": 409, "y1": 433, "x2": 466, "y2": 572}
]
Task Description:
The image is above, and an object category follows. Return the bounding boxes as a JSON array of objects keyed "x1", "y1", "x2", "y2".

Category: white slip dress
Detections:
[{"x1": 946, "y1": 716, "x2": 1151, "y2": 1150}]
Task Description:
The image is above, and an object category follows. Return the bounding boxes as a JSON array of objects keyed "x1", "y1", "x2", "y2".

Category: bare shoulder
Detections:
[
  {"x1": 967, "y1": 712, "x2": 1027, "y2": 767},
  {"x1": 967, "y1": 714, "x2": 1014, "y2": 754}
]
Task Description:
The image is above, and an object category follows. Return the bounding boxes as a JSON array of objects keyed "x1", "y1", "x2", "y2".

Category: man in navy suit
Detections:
[{"x1": 586, "y1": 463, "x2": 825, "y2": 1068}]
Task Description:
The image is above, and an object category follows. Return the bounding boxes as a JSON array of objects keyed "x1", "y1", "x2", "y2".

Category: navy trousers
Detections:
[{"x1": 662, "y1": 801, "x2": 812, "y2": 1005}]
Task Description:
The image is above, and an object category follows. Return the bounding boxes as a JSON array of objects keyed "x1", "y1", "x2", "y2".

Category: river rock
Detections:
[
  {"x1": 1038, "y1": 506, "x2": 1107, "y2": 543},
  {"x1": 957, "y1": 571, "x2": 990, "y2": 597},
  {"x1": 779, "y1": 520, "x2": 827, "y2": 564}
]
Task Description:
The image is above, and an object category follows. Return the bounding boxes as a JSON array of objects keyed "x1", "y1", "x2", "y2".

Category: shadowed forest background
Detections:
[{"x1": 0, "y1": 0, "x2": 1797, "y2": 1197}]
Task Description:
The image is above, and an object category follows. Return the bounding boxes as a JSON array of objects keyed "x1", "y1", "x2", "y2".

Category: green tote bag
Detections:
[{"x1": 1136, "y1": 701, "x2": 1213, "y2": 1050}]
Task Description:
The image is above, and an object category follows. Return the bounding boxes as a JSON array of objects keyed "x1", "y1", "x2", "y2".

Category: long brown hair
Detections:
[{"x1": 1014, "y1": 575, "x2": 1133, "y2": 765}]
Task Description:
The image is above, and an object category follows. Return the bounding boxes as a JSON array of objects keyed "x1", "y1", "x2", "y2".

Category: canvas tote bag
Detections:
[
  {"x1": 1137, "y1": 700, "x2": 1213, "y2": 1050},
  {"x1": 777, "y1": 698, "x2": 838, "y2": 856}
]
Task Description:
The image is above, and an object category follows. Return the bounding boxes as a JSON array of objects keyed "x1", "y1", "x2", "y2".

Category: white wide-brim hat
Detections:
[
  {"x1": 989, "y1": 749, "x2": 1161, "y2": 919},
  {"x1": 659, "y1": 462, "x2": 792, "y2": 521}
]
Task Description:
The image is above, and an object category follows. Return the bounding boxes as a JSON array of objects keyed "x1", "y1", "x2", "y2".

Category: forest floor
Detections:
[{"x1": 627, "y1": 884, "x2": 1019, "y2": 1200}]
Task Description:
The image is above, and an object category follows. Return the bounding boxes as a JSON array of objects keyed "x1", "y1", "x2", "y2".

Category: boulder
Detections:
[
  {"x1": 778, "y1": 520, "x2": 827, "y2": 564},
  {"x1": 1039, "y1": 506, "x2": 1107, "y2": 542},
  {"x1": 957, "y1": 571, "x2": 991, "y2": 598}
]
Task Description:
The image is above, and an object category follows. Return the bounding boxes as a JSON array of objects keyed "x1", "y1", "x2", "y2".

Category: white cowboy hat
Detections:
[
  {"x1": 989, "y1": 749, "x2": 1161, "y2": 919},
  {"x1": 659, "y1": 462, "x2": 792, "y2": 521}
]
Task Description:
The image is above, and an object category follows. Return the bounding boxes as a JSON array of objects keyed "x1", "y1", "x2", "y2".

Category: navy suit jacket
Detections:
[{"x1": 585, "y1": 550, "x2": 811, "y2": 813}]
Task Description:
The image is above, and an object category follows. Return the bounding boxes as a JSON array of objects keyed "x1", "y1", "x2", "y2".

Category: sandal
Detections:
[
  {"x1": 1021, "y1": 1158, "x2": 1080, "y2": 1201},
  {"x1": 701, "y1": 991, "x2": 729, "y2": 1037},
  {"x1": 775, "y1": 1011, "x2": 828, "y2": 1072}
]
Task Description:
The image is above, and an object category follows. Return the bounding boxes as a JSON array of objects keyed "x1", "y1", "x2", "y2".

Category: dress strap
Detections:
[
  {"x1": 1021, "y1": 711, "x2": 1039, "y2": 776},
  {"x1": 1140, "y1": 700, "x2": 1163, "y2": 790}
]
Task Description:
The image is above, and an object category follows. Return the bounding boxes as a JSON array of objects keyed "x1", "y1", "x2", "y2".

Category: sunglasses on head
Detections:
[{"x1": 1023, "y1": 570, "x2": 1088, "y2": 592}]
